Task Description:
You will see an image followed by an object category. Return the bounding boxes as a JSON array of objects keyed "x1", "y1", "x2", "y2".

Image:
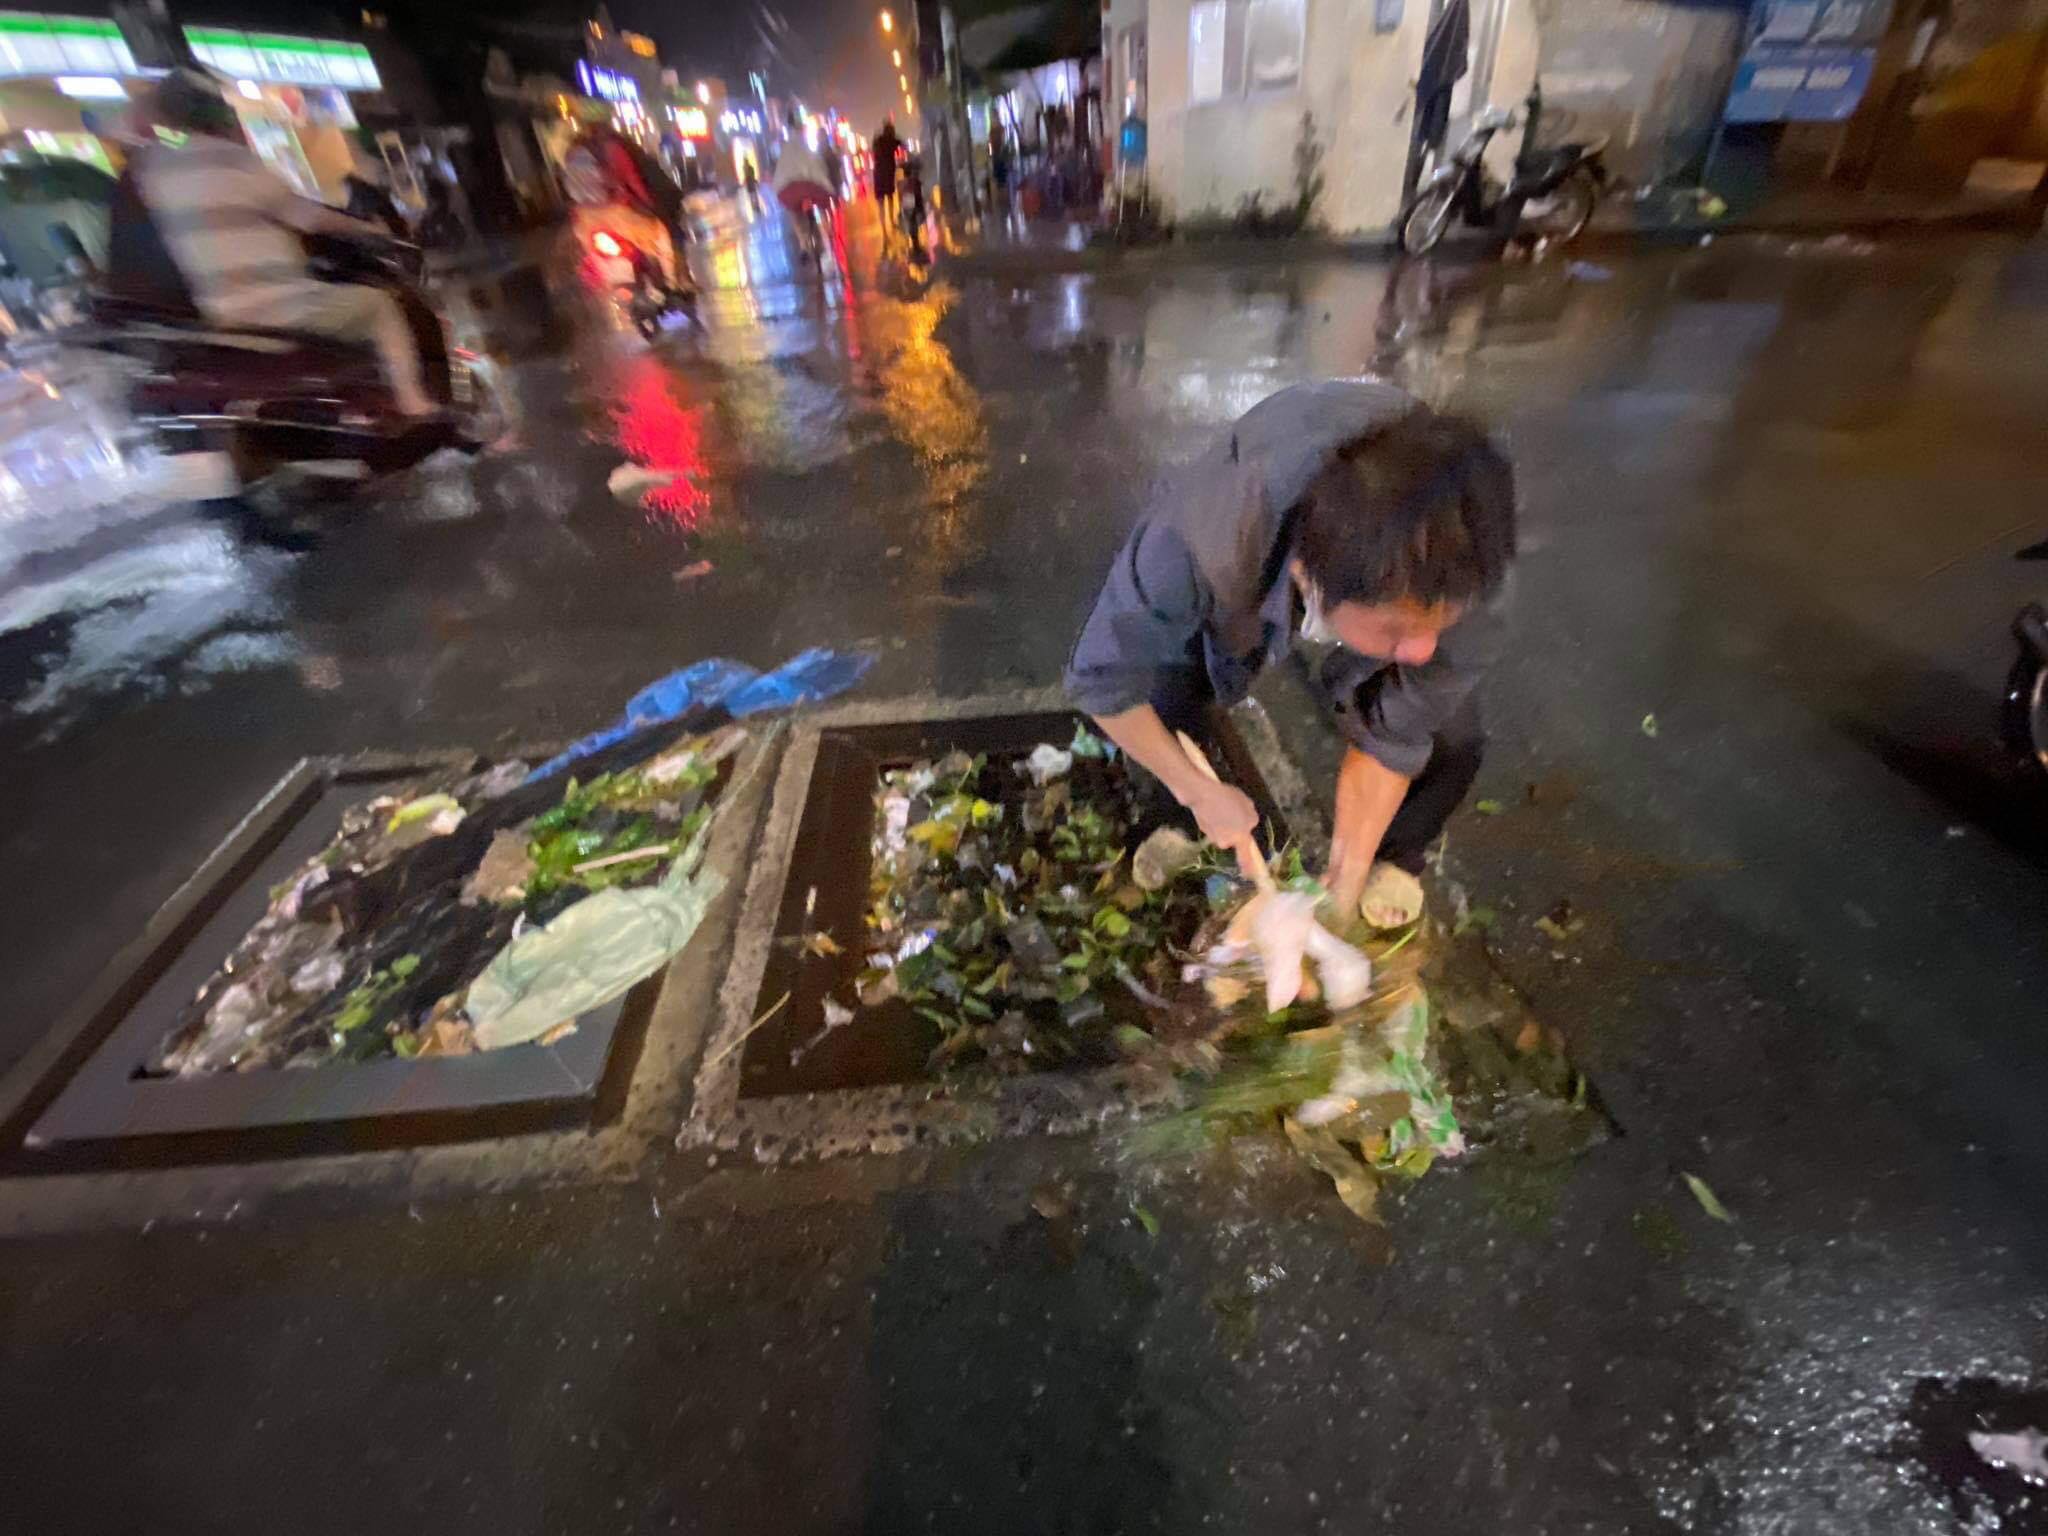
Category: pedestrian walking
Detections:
[
  {"x1": 872, "y1": 116, "x2": 902, "y2": 237},
  {"x1": 1065, "y1": 381, "x2": 1515, "y2": 927}
]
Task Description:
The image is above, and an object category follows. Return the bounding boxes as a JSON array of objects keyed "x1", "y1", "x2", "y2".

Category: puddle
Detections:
[{"x1": 1896, "y1": 1376, "x2": 2048, "y2": 1529}]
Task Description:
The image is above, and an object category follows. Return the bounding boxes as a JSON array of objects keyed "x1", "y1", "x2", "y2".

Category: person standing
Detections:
[
  {"x1": 872, "y1": 116, "x2": 902, "y2": 234},
  {"x1": 1064, "y1": 380, "x2": 1515, "y2": 926}
]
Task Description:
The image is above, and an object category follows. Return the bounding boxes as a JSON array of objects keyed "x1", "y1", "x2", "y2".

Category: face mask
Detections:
[{"x1": 1298, "y1": 577, "x2": 1342, "y2": 646}]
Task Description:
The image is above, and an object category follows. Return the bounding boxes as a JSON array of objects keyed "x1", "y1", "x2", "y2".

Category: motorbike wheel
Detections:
[
  {"x1": 1521, "y1": 166, "x2": 1599, "y2": 245},
  {"x1": 2003, "y1": 649, "x2": 2048, "y2": 781},
  {"x1": 1399, "y1": 184, "x2": 1459, "y2": 256}
]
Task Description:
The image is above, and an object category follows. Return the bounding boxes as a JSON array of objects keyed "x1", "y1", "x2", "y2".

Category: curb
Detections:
[{"x1": 937, "y1": 200, "x2": 2036, "y2": 280}]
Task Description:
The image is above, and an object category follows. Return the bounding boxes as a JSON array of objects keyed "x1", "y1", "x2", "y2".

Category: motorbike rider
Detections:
[
  {"x1": 561, "y1": 125, "x2": 684, "y2": 286},
  {"x1": 131, "y1": 67, "x2": 438, "y2": 419}
]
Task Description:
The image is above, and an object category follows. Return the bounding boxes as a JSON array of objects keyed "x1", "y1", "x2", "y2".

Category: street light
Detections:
[{"x1": 879, "y1": 9, "x2": 893, "y2": 31}]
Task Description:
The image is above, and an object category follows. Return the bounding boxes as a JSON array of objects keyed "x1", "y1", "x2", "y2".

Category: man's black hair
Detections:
[
  {"x1": 1293, "y1": 407, "x2": 1515, "y2": 609},
  {"x1": 153, "y1": 68, "x2": 241, "y2": 141}
]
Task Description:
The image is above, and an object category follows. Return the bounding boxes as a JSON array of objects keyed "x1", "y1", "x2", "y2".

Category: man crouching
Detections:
[{"x1": 1064, "y1": 380, "x2": 1516, "y2": 925}]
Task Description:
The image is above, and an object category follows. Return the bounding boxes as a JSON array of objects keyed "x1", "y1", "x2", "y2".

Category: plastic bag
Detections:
[
  {"x1": 466, "y1": 826, "x2": 725, "y2": 1050},
  {"x1": 527, "y1": 647, "x2": 873, "y2": 783}
]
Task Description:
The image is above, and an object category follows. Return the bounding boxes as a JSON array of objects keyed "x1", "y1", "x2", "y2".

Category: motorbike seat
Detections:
[
  {"x1": 1513, "y1": 145, "x2": 1584, "y2": 183},
  {"x1": 87, "y1": 292, "x2": 350, "y2": 356}
]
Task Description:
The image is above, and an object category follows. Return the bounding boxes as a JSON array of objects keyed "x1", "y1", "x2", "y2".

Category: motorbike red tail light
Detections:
[{"x1": 591, "y1": 230, "x2": 624, "y2": 258}]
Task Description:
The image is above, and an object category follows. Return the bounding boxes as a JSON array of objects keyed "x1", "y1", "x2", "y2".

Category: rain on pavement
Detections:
[{"x1": 4, "y1": 199, "x2": 2048, "y2": 1533}]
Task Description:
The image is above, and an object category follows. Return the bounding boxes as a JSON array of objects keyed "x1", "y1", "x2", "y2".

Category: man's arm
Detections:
[
  {"x1": 237, "y1": 153, "x2": 387, "y2": 242},
  {"x1": 1091, "y1": 703, "x2": 1258, "y2": 863},
  {"x1": 1326, "y1": 746, "x2": 1410, "y2": 915},
  {"x1": 1321, "y1": 587, "x2": 1512, "y2": 909},
  {"x1": 276, "y1": 193, "x2": 388, "y2": 242}
]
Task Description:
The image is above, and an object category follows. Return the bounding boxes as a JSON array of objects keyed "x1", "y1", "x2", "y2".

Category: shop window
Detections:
[{"x1": 1190, "y1": 0, "x2": 1303, "y2": 103}]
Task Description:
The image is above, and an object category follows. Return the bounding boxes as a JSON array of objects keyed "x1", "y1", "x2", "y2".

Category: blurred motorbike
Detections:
[
  {"x1": 1398, "y1": 83, "x2": 1610, "y2": 256},
  {"x1": 580, "y1": 224, "x2": 696, "y2": 339},
  {"x1": 80, "y1": 170, "x2": 503, "y2": 493}
]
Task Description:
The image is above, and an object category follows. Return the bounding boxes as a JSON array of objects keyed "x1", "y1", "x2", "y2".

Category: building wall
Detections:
[
  {"x1": 1527, "y1": 0, "x2": 1748, "y2": 184},
  {"x1": 1145, "y1": 0, "x2": 1431, "y2": 233}
]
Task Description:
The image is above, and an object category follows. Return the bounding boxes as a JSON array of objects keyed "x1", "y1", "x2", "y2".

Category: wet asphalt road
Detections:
[{"x1": 4, "y1": 203, "x2": 2048, "y2": 1533}]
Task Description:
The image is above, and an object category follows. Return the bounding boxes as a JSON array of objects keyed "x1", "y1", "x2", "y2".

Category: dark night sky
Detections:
[
  {"x1": 219, "y1": 0, "x2": 906, "y2": 133},
  {"x1": 605, "y1": 0, "x2": 905, "y2": 131}
]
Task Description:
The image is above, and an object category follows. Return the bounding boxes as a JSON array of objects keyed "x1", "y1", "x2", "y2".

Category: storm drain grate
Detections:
[
  {"x1": 2, "y1": 754, "x2": 660, "y2": 1172},
  {"x1": 688, "y1": 691, "x2": 1309, "y2": 1161}
]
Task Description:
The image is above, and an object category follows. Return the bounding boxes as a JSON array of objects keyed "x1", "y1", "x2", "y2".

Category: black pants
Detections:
[{"x1": 1150, "y1": 650, "x2": 1485, "y2": 876}]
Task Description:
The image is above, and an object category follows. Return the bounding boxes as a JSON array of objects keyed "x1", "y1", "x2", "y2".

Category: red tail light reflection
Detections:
[{"x1": 609, "y1": 356, "x2": 709, "y2": 530}]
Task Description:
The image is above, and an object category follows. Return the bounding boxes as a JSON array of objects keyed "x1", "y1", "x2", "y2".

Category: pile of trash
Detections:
[
  {"x1": 152, "y1": 647, "x2": 873, "y2": 1077},
  {"x1": 155, "y1": 723, "x2": 741, "y2": 1074},
  {"x1": 848, "y1": 725, "x2": 1223, "y2": 1075},
  {"x1": 1132, "y1": 910, "x2": 1467, "y2": 1225}
]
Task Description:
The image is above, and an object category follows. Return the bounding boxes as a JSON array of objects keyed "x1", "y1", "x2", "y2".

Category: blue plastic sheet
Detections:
[{"x1": 527, "y1": 647, "x2": 874, "y2": 783}]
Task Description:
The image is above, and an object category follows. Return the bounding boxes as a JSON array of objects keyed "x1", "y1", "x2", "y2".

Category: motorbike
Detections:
[
  {"x1": 2003, "y1": 540, "x2": 2048, "y2": 780},
  {"x1": 80, "y1": 213, "x2": 503, "y2": 495},
  {"x1": 580, "y1": 224, "x2": 695, "y2": 339},
  {"x1": 1398, "y1": 84, "x2": 1610, "y2": 256}
]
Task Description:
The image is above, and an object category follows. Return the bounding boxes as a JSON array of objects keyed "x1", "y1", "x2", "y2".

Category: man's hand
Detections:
[
  {"x1": 1182, "y1": 778, "x2": 1258, "y2": 858},
  {"x1": 1325, "y1": 854, "x2": 1370, "y2": 920}
]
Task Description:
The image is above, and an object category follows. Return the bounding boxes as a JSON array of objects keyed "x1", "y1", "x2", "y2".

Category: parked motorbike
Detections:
[
  {"x1": 2003, "y1": 540, "x2": 2048, "y2": 780},
  {"x1": 82, "y1": 206, "x2": 503, "y2": 494},
  {"x1": 1398, "y1": 84, "x2": 1610, "y2": 256},
  {"x1": 581, "y1": 225, "x2": 695, "y2": 339}
]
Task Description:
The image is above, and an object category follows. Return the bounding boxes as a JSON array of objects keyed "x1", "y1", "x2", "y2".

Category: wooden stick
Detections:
[{"x1": 1174, "y1": 730, "x2": 1274, "y2": 890}]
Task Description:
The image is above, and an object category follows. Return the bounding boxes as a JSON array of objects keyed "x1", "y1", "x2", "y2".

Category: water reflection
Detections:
[
  {"x1": 861, "y1": 281, "x2": 987, "y2": 528},
  {"x1": 606, "y1": 354, "x2": 710, "y2": 529}
]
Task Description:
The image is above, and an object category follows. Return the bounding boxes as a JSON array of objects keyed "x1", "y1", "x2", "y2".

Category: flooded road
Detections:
[{"x1": 5, "y1": 207, "x2": 2048, "y2": 1533}]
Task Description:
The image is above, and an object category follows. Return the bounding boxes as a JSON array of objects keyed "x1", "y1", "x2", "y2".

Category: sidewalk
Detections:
[{"x1": 938, "y1": 182, "x2": 2036, "y2": 279}]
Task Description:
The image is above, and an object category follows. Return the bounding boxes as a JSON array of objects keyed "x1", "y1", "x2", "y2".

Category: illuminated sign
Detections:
[
  {"x1": 672, "y1": 105, "x2": 709, "y2": 137},
  {"x1": 54, "y1": 73, "x2": 126, "y2": 98},
  {"x1": 0, "y1": 13, "x2": 135, "y2": 76},
  {"x1": 0, "y1": 14, "x2": 380, "y2": 87},
  {"x1": 576, "y1": 59, "x2": 640, "y2": 104},
  {"x1": 623, "y1": 30, "x2": 656, "y2": 58},
  {"x1": 185, "y1": 27, "x2": 382, "y2": 89}
]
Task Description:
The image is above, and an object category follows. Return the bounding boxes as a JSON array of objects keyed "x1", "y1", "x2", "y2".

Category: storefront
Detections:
[
  {"x1": 0, "y1": 11, "x2": 382, "y2": 199},
  {"x1": 180, "y1": 27, "x2": 382, "y2": 200},
  {"x1": 0, "y1": 13, "x2": 137, "y2": 171}
]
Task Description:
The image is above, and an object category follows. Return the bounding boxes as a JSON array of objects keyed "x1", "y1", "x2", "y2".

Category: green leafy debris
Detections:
[
  {"x1": 865, "y1": 734, "x2": 1210, "y2": 1075},
  {"x1": 1682, "y1": 1172, "x2": 1737, "y2": 1223}
]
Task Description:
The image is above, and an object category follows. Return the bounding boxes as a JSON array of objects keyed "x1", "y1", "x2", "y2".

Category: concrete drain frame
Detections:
[
  {"x1": 685, "y1": 687, "x2": 1325, "y2": 1162},
  {"x1": 0, "y1": 742, "x2": 739, "y2": 1175}
]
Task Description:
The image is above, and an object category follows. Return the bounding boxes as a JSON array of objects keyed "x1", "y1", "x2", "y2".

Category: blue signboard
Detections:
[
  {"x1": 1724, "y1": 44, "x2": 1877, "y2": 121},
  {"x1": 1723, "y1": 0, "x2": 1890, "y2": 123},
  {"x1": 1119, "y1": 115, "x2": 1147, "y2": 168}
]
